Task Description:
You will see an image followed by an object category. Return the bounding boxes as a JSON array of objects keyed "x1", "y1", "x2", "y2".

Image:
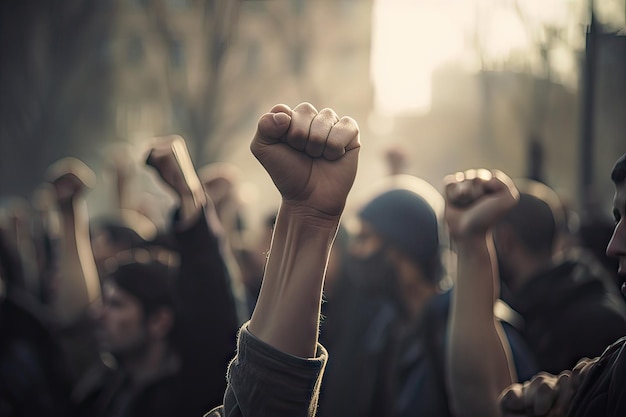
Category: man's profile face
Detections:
[
  {"x1": 97, "y1": 281, "x2": 148, "y2": 357},
  {"x1": 607, "y1": 181, "x2": 626, "y2": 295}
]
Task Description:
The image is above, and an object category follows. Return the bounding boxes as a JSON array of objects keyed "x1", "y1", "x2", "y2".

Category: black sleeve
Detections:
[
  {"x1": 222, "y1": 323, "x2": 328, "y2": 417},
  {"x1": 172, "y1": 206, "x2": 239, "y2": 413},
  {"x1": 567, "y1": 337, "x2": 626, "y2": 417}
]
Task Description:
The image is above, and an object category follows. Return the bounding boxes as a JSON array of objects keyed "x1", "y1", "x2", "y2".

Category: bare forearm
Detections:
[
  {"x1": 447, "y1": 235, "x2": 514, "y2": 417},
  {"x1": 53, "y1": 200, "x2": 101, "y2": 324},
  {"x1": 249, "y1": 202, "x2": 339, "y2": 358}
]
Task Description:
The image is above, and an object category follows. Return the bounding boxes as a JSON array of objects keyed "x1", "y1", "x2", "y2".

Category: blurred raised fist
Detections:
[
  {"x1": 443, "y1": 169, "x2": 519, "y2": 240},
  {"x1": 499, "y1": 357, "x2": 596, "y2": 417},
  {"x1": 45, "y1": 157, "x2": 96, "y2": 206},
  {"x1": 145, "y1": 135, "x2": 204, "y2": 203}
]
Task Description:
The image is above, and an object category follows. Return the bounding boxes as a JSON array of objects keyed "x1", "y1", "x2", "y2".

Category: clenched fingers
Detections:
[{"x1": 305, "y1": 108, "x2": 339, "y2": 158}]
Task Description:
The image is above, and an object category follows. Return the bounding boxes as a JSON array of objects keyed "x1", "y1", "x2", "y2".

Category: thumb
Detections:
[{"x1": 255, "y1": 112, "x2": 292, "y2": 146}]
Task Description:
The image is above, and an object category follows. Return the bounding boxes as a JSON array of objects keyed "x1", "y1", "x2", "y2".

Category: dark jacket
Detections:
[
  {"x1": 319, "y1": 287, "x2": 537, "y2": 417},
  {"x1": 205, "y1": 324, "x2": 327, "y2": 417},
  {"x1": 507, "y1": 257, "x2": 626, "y2": 374},
  {"x1": 567, "y1": 337, "x2": 626, "y2": 417},
  {"x1": 0, "y1": 294, "x2": 73, "y2": 417},
  {"x1": 74, "y1": 206, "x2": 239, "y2": 417}
]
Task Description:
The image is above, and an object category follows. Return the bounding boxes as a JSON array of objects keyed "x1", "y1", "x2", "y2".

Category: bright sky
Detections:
[{"x1": 370, "y1": 0, "x2": 582, "y2": 116}]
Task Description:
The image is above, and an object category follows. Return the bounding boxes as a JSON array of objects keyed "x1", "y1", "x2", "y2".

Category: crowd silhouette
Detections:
[{"x1": 1, "y1": 103, "x2": 625, "y2": 417}]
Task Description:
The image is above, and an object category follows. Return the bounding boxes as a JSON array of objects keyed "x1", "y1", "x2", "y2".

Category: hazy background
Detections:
[{"x1": 1, "y1": 0, "x2": 624, "y2": 237}]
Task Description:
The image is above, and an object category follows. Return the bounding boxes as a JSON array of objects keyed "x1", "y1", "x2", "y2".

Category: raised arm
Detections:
[
  {"x1": 444, "y1": 169, "x2": 519, "y2": 417},
  {"x1": 248, "y1": 103, "x2": 360, "y2": 358},
  {"x1": 46, "y1": 158, "x2": 101, "y2": 326},
  {"x1": 206, "y1": 103, "x2": 360, "y2": 417},
  {"x1": 146, "y1": 136, "x2": 240, "y2": 413}
]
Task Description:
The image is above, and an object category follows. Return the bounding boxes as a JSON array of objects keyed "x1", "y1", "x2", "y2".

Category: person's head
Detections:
[
  {"x1": 90, "y1": 210, "x2": 156, "y2": 273},
  {"x1": 606, "y1": 154, "x2": 626, "y2": 295},
  {"x1": 97, "y1": 253, "x2": 177, "y2": 361},
  {"x1": 494, "y1": 180, "x2": 565, "y2": 290},
  {"x1": 348, "y1": 175, "x2": 444, "y2": 317}
]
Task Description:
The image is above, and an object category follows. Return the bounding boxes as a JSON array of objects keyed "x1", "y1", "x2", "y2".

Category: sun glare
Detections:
[{"x1": 371, "y1": 0, "x2": 582, "y2": 116}]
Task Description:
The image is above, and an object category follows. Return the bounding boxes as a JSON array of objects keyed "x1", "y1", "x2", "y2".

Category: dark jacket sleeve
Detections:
[
  {"x1": 172, "y1": 205, "x2": 239, "y2": 413},
  {"x1": 567, "y1": 337, "x2": 626, "y2": 417},
  {"x1": 217, "y1": 323, "x2": 327, "y2": 417}
]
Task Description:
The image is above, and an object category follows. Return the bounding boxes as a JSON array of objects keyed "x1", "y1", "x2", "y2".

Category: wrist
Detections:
[
  {"x1": 280, "y1": 200, "x2": 343, "y2": 230},
  {"x1": 57, "y1": 197, "x2": 82, "y2": 215},
  {"x1": 453, "y1": 232, "x2": 490, "y2": 251},
  {"x1": 176, "y1": 189, "x2": 206, "y2": 229}
]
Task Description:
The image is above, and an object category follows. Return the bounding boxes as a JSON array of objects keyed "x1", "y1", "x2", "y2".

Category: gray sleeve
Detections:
[{"x1": 221, "y1": 322, "x2": 328, "y2": 417}]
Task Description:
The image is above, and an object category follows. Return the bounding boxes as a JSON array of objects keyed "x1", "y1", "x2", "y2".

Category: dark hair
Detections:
[
  {"x1": 611, "y1": 154, "x2": 626, "y2": 184},
  {"x1": 91, "y1": 220, "x2": 146, "y2": 250},
  {"x1": 500, "y1": 193, "x2": 556, "y2": 256},
  {"x1": 107, "y1": 260, "x2": 177, "y2": 318}
]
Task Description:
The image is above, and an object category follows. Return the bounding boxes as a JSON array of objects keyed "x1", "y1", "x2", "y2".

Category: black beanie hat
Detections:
[{"x1": 359, "y1": 187, "x2": 440, "y2": 282}]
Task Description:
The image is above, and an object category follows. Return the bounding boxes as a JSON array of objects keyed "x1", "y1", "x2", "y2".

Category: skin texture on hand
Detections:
[
  {"x1": 248, "y1": 103, "x2": 360, "y2": 358},
  {"x1": 250, "y1": 103, "x2": 360, "y2": 218}
]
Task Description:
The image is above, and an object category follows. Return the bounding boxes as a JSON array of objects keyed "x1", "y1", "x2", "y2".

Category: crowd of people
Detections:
[{"x1": 0, "y1": 101, "x2": 625, "y2": 417}]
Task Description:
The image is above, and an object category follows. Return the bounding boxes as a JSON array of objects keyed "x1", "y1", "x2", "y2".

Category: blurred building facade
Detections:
[
  {"x1": 108, "y1": 0, "x2": 374, "y2": 157},
  {"x1": 388, "y1": 68, "x2": 580, "y2": 204},
  {"x1": 91, "y1": 0, "x2": 375, "y2": 228},
  {"x1": 1, "y1": 0, "x2": 622, "y2": 231},
  {"x1": 374, "y1": 28, "x2": 625, "y2": 222},
  {"x1": 215, "y1": 0, "x2": 376, "y2": 227}
]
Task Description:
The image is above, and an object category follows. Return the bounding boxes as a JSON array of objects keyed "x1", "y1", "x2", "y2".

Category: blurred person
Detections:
[
  {"x1": 45, "y1": 158, "x2": 104, "y2": 381},
  {"x1": 207, "y1": 102, "x2": 360, "y2": 416},
  {"x1": 199, "y1": 162, "x2": 246, "y2": 248},
  {"x1": 45, "y1": 158, "x2": 101, "y2": 326},
  {"x1": 385, "y1": 145, "x2": 409, "y2": 176},
  {"x1": 235, "y1": 212, "x2": 276, "y2": 315},
  {"x1": 89, "y1": 209, "x2": 157, "y2": 275},
  {"x1": 321, "y1": 224, "x2": 349, "y2": 300},
  {"x1": 31, "y1": 183, "x2": 63, "y2": 305},
  {"x1": 445, "y1": 154, "x2": 626, "y2": 417},
  {"x1": 493, "y1": 179, "x2": 626, "y2": 374},
  {"x1": 318, "y1": 174, "x2": 536, "y2": 417},
  {"x1": 0, "y1": 197, "x2": 41, "y2": 298},
  {"x1": 199, "y1": 161, "x2": 252, "y2": 321},
  {"x1": 577, "y1": 216, "x2": 620, "y2": 283},
  {"x1": 317, "y1": 176, "x2": 449, "y2": 417},
  {"x1": 74, "y1": 136, "x2": 239, "y2": 417},
  {"x1": 317, "y1": 224, "x2": 349, "y2": 347},
  {"x1": 0, "y1": 226, "x2": 73, "y2": 416}
]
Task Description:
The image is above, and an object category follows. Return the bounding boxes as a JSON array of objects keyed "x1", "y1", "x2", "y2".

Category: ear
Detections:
[{"x1": 147, "y1": 307, "x2": 175, "y2": 340}]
